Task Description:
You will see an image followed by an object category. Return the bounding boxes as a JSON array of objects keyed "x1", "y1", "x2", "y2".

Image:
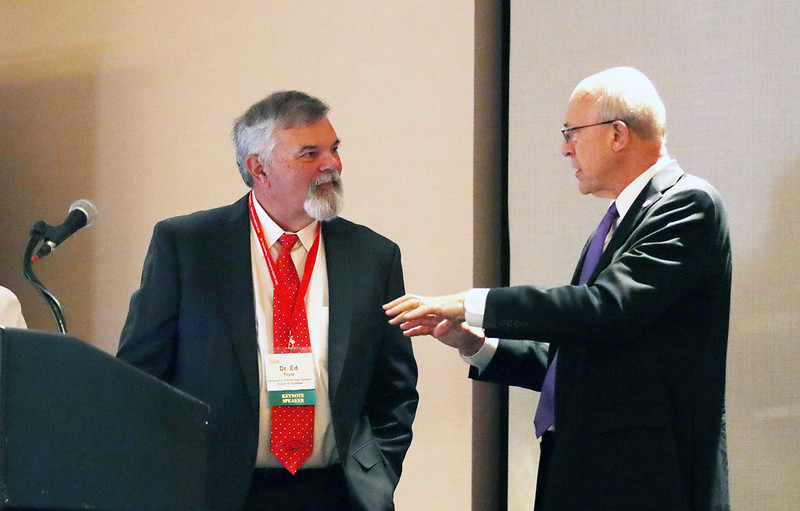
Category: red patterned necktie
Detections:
[{"x1": 270, "y1": 233, "x2": 314, "y2": 474}]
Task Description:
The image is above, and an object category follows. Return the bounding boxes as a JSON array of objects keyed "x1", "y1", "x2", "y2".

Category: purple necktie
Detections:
[{"x1": 533, "y1": 203, "x2": 619, "y2": 437}]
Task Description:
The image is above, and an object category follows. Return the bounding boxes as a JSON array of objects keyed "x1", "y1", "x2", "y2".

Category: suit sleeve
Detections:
[
  {"x1": 483, "y1": 184, "x2": 730, "y2": 346},
  {"x1": 469, "y1": 338, "x2": 549, "y2": 391},
  {"x1": 117, "y1": 220, "x2": 181, "y2": 380}
]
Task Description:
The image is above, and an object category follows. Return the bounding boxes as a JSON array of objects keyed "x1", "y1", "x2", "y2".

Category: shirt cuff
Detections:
[
  {"x1": 460, "y1": 337, "x2": 499, "y2": 374},
  {"x1": 464, "y1": 288, "x2": 490, "y2": 328}
]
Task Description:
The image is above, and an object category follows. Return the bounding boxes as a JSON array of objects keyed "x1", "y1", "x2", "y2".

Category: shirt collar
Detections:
[
  {"x1": 251, "y1": 198, "x2": 319, "y2": 251},
  {"x1": 614, "y1": 154, "x2": 674, "y2": 222}
]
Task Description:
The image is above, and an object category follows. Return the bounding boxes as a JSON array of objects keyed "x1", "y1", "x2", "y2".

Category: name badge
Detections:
[{"x1": 266, "y1": 353, "x2": 316, "y2": 406}]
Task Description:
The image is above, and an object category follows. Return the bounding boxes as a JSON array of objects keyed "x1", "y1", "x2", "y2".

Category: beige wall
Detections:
[{"x1": 0, "y1": 1, "x2": 476, "y2": 509}]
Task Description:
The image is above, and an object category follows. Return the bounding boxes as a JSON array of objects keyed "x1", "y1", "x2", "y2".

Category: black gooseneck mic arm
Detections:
[{"x1": 23, "y1": 221, "x2": 68, "y2": 334}]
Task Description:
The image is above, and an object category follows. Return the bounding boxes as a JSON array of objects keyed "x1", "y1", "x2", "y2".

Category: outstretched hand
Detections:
[
  {"x1": 383, "y1": 293, "x2": 468, "y2": 326},
  {"x1": 383, "y1": 293, "x2": 485, "y2": 355}
]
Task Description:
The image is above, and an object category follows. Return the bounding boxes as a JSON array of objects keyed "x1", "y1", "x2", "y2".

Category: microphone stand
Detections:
[{"x1": 23, "y1": 221, "x2": 68, "y2": 334}]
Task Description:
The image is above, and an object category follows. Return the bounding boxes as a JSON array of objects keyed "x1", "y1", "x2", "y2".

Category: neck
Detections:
[
  {"x1": 610, "y1": 141, "x2": 662, "y2": 198},
  {"x1": 252, "y1": 191, "x2": 314, "y2": 233},
  {"x1": 268, "y1": 211, "x2": 315, "y2": 233}
]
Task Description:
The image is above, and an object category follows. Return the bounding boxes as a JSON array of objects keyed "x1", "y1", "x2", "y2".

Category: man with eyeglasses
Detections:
[{"x1": 385, "y1": 67, "x2": 731, "y2": 511}]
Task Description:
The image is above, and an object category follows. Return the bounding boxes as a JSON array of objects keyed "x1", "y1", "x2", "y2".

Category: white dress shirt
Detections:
[{"x1": 250, "y1": 200, "x2": 337, "y2": 468}]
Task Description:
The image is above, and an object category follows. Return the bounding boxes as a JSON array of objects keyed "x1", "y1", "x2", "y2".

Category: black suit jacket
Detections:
[
  {"x1": 118, "y1": 195, "x2": 418, "y2": 511},
  {"x1": 473, "y1": 162, "x2": 731, "y2": 511}
]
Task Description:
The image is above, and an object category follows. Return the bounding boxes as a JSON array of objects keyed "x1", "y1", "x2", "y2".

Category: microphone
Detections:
[{"x1": 32, "y1": 199, "x2": 98, "y2": 262}]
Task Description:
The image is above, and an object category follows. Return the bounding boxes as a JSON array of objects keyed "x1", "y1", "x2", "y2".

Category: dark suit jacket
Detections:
[
  {"x1": 118, "y1": 195, "x2": 418, "y2": 511},
  {"x1": 472, "y1": 162, "x2": 731, "y2": 511}
]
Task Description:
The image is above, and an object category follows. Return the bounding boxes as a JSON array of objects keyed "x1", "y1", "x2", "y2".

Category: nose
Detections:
[
  {"x1": 320, "y1": 151, "x2": 342, "y2": 173},
  {"x1": 561, "y1": 137, "x2": 574, "y2": 157}
]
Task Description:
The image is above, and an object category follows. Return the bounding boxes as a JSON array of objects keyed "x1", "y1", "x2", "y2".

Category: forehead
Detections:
[
  {"x1": 565, "y1": 91, "x2": 599, "y2": 124},
  {"x1": 274, "y1": 117, "x2": 338, "y2": 147}
]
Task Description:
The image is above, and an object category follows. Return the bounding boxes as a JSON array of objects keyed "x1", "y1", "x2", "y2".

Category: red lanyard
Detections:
[{"x1": 248, "y1": 192, "x2": 321, "y2": 303}]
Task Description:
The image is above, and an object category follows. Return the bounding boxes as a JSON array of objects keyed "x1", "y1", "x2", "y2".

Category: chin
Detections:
[{"x1": 305, "y1": 192, "x2": 343, "y2": 221}]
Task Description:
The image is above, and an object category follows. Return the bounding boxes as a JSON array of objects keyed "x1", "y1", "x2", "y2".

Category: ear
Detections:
[
  {"x1": 245, "y1": 154, "x2": 269, "y2": 185},
  {"x1": 611, "y1": 120, "x2": 630, "y2": 152}
]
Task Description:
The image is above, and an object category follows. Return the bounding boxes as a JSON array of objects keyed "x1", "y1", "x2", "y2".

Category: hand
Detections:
[
  {"x1": 431, "y1": 319, "x2": 486, "y2": 356},
  {"x1": 383, "y1": 293, "x2": 468, "y2": 326},
  {"x1": 383, "y1": 293, "x2": 484, "y2": 355}
]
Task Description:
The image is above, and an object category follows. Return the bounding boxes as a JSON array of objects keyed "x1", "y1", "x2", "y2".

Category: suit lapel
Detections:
[
  {"x1": 212, "y1": 208, "x2": 362, "y2": 417},
  {"x1": 571, "y1": 238, "x2": 593, "y2": 285},
  {"x1": 212, "y1": 195, "x2": 260, "y2": 417},
  {"x1": 594, "y1": 162, "x2": 685, "y2": 280},
  {"x1": 320, "y1": 218, "x2": 352, "y2": 402}
]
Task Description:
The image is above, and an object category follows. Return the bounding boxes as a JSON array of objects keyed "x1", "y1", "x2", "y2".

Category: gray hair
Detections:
[
  {"x1": 572, "y1": 67, "x2": 667, "y2": 148},
  {"x1": 232, "y1": 91, "x2": 330, "y2": 186}
]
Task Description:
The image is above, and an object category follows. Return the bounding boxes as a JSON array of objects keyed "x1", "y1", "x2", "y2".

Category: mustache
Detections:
[{"x1": 309, "y1": 170, "x2": 342, "y2": 191}]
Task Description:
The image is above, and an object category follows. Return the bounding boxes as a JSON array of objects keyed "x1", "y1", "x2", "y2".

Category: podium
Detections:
[{"x1": 0, "y1": 328, "x2": 209, "y2": 510}]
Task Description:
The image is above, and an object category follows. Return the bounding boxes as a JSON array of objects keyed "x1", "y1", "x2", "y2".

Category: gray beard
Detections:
[{"x1": 304, "y1": 172, "x2": 343, "y2": 221}]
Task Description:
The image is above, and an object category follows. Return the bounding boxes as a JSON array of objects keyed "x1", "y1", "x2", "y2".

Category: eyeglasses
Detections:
[{"x1": 560, "y1": 119, "x2": 621, "y2": 142}]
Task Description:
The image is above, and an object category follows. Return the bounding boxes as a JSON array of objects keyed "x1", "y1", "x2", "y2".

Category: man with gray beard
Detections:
[{"x1": 118, "y1": 91, "x2": 418, "y2": 511}]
